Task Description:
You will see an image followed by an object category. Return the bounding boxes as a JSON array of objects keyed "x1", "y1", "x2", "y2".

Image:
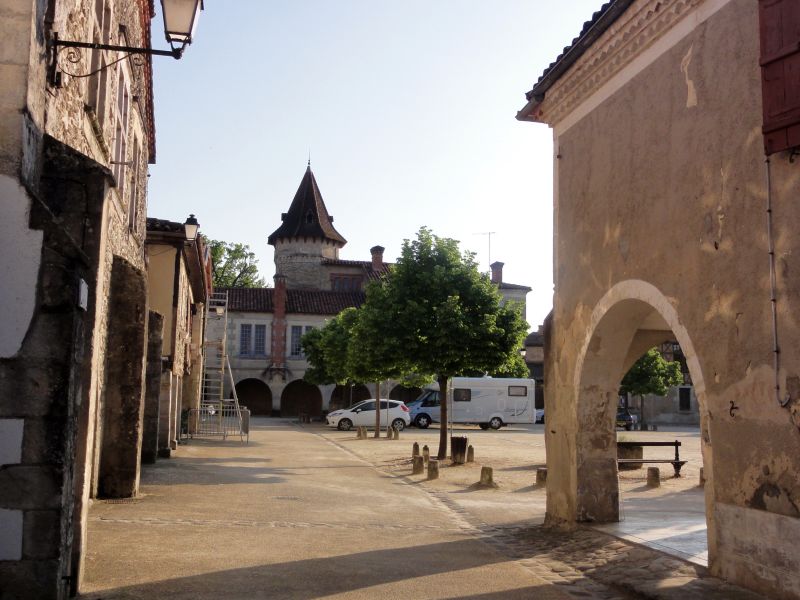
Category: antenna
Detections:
[
  {"x1": 307, "y1": 149, "x2": 311, "y2": 168},
  {"x1": 473, "y1": 231, "x2": 496, "y2": 268}
]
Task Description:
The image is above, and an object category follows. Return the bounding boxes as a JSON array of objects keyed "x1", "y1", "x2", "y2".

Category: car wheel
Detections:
[
  {"x1": 337, "y1": 418, "x2": 353, "y2": 431},
  {"x1": 489, "y1": 417, "x2": 503, "y2": 430},
  {"x1": 415, "y1": 414, "x2": 431, "y2": 429},
  {"x1": 479, "y1": 423, "x2": 489, "y2": 430},
  {"x1": 392, "y1": 418, "x2": 406, "y2": 431}
]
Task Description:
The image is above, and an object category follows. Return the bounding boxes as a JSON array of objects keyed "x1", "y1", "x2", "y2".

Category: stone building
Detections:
[
  {"x1": 0, "y1": 1, "x2": 162, "y2": 597},
  {"x1": 220, "y1": 165, "x2": 531, "y2": 417},
  {"x1": 143, "y1": 218, "x2": 211, "y2": 462},
  {"x1": 518, "y1": 0, "x2": 800, "y2": 597}
]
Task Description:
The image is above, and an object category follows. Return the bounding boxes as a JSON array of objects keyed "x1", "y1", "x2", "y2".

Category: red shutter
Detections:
[{"x1": 759, "y1": 0, "x2": 800, "y2": 155}]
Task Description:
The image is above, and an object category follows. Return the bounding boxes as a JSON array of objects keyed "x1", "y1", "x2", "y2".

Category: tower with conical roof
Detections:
[{"x1": 268, "y1": 164, "x2": 347, "y2": 289}]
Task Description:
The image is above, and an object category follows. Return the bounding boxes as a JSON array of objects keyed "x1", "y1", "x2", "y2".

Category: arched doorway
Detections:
[
  {"x1": 567, "y1": 280, "x2": 714, "y2": 557},
  {"x1": 280, "y1": 380, "x2": 323, "y2": 417},
  {"x1": 235, "y1": 379, "x2": 272, "y2": 416},
  {"x1": 330, "y1": 384, "x2": 371, "y2": 410},
  {"x1": 389, "y1": 384, "x2": 422, "y2": 404}
]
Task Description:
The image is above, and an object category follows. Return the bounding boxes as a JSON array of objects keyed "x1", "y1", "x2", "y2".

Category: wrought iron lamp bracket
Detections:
[{"x1": 48, "y1": 32, "x2": 182, "y2": 88}]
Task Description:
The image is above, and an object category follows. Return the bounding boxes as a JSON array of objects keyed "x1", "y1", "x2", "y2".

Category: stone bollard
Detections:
[
  {"x1": 699, "y1": 467, "x2": 705, "y2": 487},
  {"x1": 479, "y1": 466, "x2": 498, "y2": 488},
  {"x1": 356, "y1": 427, "x2": 362, "y2": 439},
  {"x1": 422, "y1": 445, "x2": 430, "y2": 464},
  {"x1": 412, "y1": 442, "x2": 420, "y2": 458},
  {"x1": 647, "y1": 467, "x2": 661, "y2": 488},
  {"x1": 466, "y1": 445, "x2": 474, "y2": 463},
  {"x1": 357, "y1": 426, "x2": 366, "y2": 439},
  {"x1": 412, "y1": 455, "x2": 424, "y2": 475},
  {"x1": 386, "y1": 427, "x2": 393, "y2": 439},
  {"x1": 427, "y1": 459, "x2": 439, "y2": 480},
  {"x1": 393, "y1": 428, "x2": 400, "y2": 440},
  {"x1": 536, "y1": 467, "x2": 548, "y2": 487}
]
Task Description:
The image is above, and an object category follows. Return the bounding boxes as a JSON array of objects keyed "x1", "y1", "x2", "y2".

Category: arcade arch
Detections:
[
  {"x1": 330, "y1": 384, "x2": 371, "y2": 410},
  {"x1": 235, "y1": 379, "x2": 272, "y2": 416},
  {"x1": 280, "y1": 379, "x2": 323, "y2": 417}
]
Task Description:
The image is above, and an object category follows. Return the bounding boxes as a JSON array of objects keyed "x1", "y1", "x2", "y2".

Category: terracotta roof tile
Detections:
[
  {"x1": 220, "y1": 287, "x2": 365, "y2": 315},
  {"x1": 146, "y1": 217, "x2": 183, "y2": 233}
]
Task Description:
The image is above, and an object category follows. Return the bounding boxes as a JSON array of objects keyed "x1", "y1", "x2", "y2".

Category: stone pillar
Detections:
[
  {"x1": 97, "y1": 257, "x2": 148, "y2": 498},
  {"x1": 157, "y1": 373, "x2": 173, "y2": 458},
  {"x1": 141, "y1": 311, "x2": 164, "y2": 464}
]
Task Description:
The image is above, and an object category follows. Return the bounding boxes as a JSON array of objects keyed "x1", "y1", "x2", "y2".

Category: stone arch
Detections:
[
  {"x1": 235, "y1": 378, "x2": 272, "y2": 416},
  {"x1": 280, "y1": 379, "x2": 323, "y2": 417},
  {"x1": 569, "y1": 280, "x2": 715, "y2": 554},
  {"x1": 389, "y1": 384, "x2": 422, "y2": 404},
  {"x1": 330, "y1": 384, "x2": 371, "y2": 410}
]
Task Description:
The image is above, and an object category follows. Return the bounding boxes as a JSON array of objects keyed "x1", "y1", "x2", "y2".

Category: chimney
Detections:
[
  {"x1": 270, "y1": 274, "x2": 288, "y2": 364},
  {"x1": 370, "y1": 245, "x2": 385, "y2": 271},
  {"x1": 490, "y1": 261, "x2": 504, "y2": 284}
]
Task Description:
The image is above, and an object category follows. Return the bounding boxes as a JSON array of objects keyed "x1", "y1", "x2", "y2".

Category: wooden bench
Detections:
[{"x1": 617, "y1": 440, "x2": 687, "y2": 477}]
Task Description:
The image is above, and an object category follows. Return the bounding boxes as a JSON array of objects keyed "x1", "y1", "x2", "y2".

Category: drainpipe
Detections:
[{"x1": 765, "y1": 156, "x2": 790, "y2": 407}]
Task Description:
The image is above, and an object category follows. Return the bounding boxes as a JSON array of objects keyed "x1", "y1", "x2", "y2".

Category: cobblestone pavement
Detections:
[{"x1": 316, "y1": 424, "x2": 766, "y2": 600}]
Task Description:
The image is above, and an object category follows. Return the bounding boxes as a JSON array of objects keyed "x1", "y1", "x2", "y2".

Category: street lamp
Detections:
[
  {"x1": 49, "y1": 0, "x2": 203, "y2": 87},
  {"x1": 184, "y1": 214, "x2": 200, "y2": 241}
]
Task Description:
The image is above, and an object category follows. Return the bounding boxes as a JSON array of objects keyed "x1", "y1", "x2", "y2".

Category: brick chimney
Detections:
[
  {"x1": 490, "y1": 261, "x2": 504, "y2": 284},
  {"x1": 370, "y1": 245, "x2": 385, "y2": 270},
  {"x1": 270, "y1": 274, "x2": 287, "y2": 366}
]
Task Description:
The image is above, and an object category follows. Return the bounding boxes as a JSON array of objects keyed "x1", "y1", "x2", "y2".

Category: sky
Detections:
[{"x1": 148, "y1": 1, "x2": 604, "y2": 329}]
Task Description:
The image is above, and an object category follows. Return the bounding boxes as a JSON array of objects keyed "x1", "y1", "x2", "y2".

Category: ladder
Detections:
[{"x1": 195, "y1": 291, "x2": 248, "y2": 442}]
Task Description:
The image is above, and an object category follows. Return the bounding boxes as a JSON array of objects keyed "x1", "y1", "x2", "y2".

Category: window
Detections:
[
  {"x1": 679, "y1": 387, "x2": 691, "y2": 412},
  {"x1": 453, "y1": 388, "x2": 471, "y2": 402},
  {"x1": 127, "y1": 136, "x2": 140, "y2": 231},
  {"x1": 422, "y1": 392, "x2": 440, "y2": 407},
  {"x1": 290, "y1": 325, "x2": 303, "y2": 357},
  {"x1": 357, "y1": 401, "x2": 376, "y2": 412},
  {"x1": 253, "y1": 324, "x2": 267, "y2": 356},
  {"x1": 239, "y1": 324, "x2": 252, "y2": 356},
  {"x1": 112, "y1": 63, "x2": 130, "y2": 191},
  {"x1": 331, "y1": 275, "x2": 362, "y2": 292},
  {"x1": 759, "y1": 0, "x2": 800, "y2": 154},
  {"x1": 508, "y1": 385, "x2": 528, "y2": 397},
  {"x1": 87, "y1": 1, "x2": 111, "y2": 125}
]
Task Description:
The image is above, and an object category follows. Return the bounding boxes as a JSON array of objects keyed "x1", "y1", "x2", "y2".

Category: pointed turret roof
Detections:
[{"x1": 268, "y1": 165, "x2": 347, "y2": 247}]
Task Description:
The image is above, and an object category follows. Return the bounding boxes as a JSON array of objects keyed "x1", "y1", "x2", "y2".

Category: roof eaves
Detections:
[{"x1": 517, "y1": 0, "x2": 634, "y2": 121}]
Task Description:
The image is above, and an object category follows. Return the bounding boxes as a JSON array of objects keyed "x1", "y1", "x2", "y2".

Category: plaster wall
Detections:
[
  {"x1": 146, "y1": 245, "x2": 177, "y2": 355},
  {"x1": 540, "y1": 1, "x2": 800, "y2": 597}
]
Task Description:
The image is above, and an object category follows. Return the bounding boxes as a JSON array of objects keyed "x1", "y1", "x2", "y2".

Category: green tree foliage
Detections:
[
  {"x1": 368, "y1": 227, "x2": 529, "y2": 458},
  {"x1": 621, "y1": 347, "x2": 683, "y2": 426},
  {"x1": 208, "y1": 239, "x2": 265, "y2": 288},
  {"x1": 302, "y1": 308, "x2": 359, "y2": 386}
]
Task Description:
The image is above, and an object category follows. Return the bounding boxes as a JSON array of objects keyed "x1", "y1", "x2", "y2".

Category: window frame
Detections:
[{"x1": 508, "y1": 385, "x2": 528, "y2": 397}]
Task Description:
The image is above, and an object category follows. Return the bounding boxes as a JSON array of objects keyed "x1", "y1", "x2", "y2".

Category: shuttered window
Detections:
[{"x1": 759, "y1": 0, "x2": 800, "y2": 154}]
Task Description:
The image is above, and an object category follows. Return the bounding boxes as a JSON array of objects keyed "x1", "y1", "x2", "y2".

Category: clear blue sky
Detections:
[{"x1": 148, "y1": 1, "x2": 604, "y2": 329}]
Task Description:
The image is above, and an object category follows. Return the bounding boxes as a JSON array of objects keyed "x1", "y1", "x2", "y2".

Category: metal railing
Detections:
[{"x1": 188, "y1": 404, "x2": 249, "y2": 444}]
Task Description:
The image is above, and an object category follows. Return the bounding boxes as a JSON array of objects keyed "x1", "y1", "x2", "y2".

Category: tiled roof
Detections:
[
  {"x1": 499, "y1": 282, "x2": 532, "y2": 292},
  {"x1": 220, "y1": 287, "x2": 365, "y2": 315},
  {"x1": 525, "y1": 0, "x2": 633, "y2": 101},
  {"x1": 525, "y1": 330, "x2": 544, "y2": 347},
  {"x1": 322, "y1": 258, "x2": 392, "y2": 282},
  {"x1": 146, "y1": 217, "x2": 183, "y2": 233},
  {"x1": 268, "y1": 165, "x2": 347, "y2": 247}
]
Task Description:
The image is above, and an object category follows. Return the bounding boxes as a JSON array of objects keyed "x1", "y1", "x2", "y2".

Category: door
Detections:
[{"x1": 353, "y1": 400, "x2": 376, "y2": 426}]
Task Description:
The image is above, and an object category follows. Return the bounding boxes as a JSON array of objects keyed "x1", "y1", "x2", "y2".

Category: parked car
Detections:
[
  {"x1": 616, "y1": 408, "x2": 638, "y2": 430},
  {"x1": 326, "y1": 399, "x2": 411, "y2": 431}
]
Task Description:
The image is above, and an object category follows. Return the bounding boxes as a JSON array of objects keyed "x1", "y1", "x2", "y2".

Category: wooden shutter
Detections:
[{"x1": 759, "y1": 0, "x2": 800, "y2": 154}]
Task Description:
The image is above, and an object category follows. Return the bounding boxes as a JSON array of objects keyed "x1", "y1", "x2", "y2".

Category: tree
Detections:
[
  {"x1": 620, "y1": 347, "x2": 683, "y2": 428},
  {"x1": 208, "y1": 239, "x2": 265, "y2": 288},
  {"x1": 365, "y1": 228, "x2": 528, "y2": 458},
  {"x1": 302, "y1": 308, "x2": 359, "y2": 388}
]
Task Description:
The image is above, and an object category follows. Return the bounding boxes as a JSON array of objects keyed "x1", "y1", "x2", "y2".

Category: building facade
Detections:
[
  {"x1": 518, "y1": 0, "x2": 800, "y2": 597},
  {"x1": 0, "y1": 1, "x2": 158, "y2": 597},
  {"x1": 143, "y1": 218, "x2": 210, "y2": 462},
  {"x1": 221, "y1": 165, "x2": 531, "y2": 417}
]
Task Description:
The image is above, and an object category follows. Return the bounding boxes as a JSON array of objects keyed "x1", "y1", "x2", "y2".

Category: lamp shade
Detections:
[
  {"x1": 161, "y1": 0, "x2": 202, "y2": 47},
  {"x1": 184, "y1": 214, "x2": 199, "y2": 240}
]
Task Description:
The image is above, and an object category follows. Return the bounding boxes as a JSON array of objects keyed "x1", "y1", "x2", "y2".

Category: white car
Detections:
[{"x1": 326, "y1": 399, "x2": 411, "y2": 431}]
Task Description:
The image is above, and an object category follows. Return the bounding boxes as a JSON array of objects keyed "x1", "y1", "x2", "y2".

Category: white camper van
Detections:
[{"x1": 409, "y1": 377, "x2": 536, "y2": 430}]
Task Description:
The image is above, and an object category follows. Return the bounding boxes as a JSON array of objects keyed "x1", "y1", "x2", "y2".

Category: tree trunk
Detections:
[
  {"x1": 639, "y1": 394, "x2": 647, "y2": 429},
  {"x1": 374, "y1": 382, "x2": 381, "y2": 438},
  {"x1": 437, "y1": 375, "x2": 449, "y2": 459}
]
